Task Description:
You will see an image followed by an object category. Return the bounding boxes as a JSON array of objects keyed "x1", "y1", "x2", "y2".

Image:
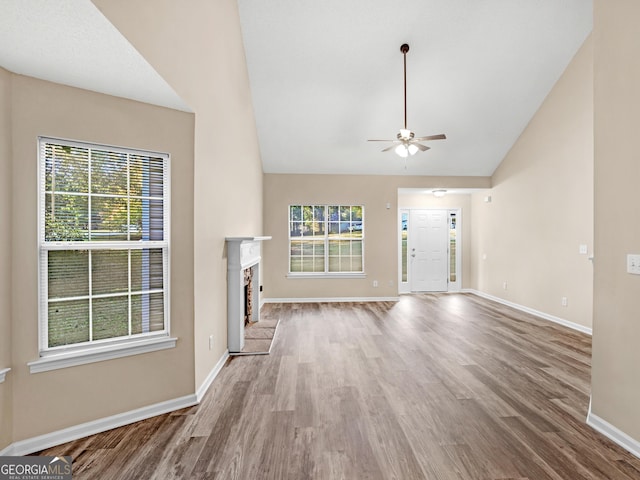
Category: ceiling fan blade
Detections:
[
  {"x1": 414, "y1": 134, "x2": 446, "y2": 141},
  {"x1": 368, "y1": 139, "x2": 397, "y2": 142},
  {"x1": 413, "y1": 143, "x2": 431, "y2": 152},
  {"x1": 381, "y1": 144, "x2": 397, "y2": 152}
]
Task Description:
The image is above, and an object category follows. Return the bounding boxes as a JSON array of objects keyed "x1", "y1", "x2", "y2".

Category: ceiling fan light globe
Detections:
[
  {"x1": 407, "y1": 144, "x2": 419, "y2": 156},
  {"x1": 395, "y1": 144, "x2": 409, "y2": 157}
]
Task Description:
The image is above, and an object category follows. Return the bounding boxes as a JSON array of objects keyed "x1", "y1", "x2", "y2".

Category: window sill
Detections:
[
  {"x1": 0, "y1": 368, "x2": 9, "y2": 383},
  {"x1": 287, "y1": 273, "x2": 366, "y2": 279},
  {"x1": 28, "y1": 336, "x2": 178, "y2": 374}
]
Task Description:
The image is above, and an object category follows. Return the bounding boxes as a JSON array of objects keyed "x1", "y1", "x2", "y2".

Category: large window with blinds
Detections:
[
  {"x1": 289, "y1": 205, "x2": 364, "y2": 275},
  {"x1": 38, "y1": 137, "x2": 170, "y2": 356}
]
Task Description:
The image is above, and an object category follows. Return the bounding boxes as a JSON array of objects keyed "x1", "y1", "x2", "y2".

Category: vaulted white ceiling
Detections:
[
  {"x1": 238, "y1": 0, "x2": 592, "y2": 176},
  {"x1": 0, "y1": 0, "x2": 189, "y2": 112},
  {"x1": 0, "y1": 1, "x2": 591, "y2": 177}
]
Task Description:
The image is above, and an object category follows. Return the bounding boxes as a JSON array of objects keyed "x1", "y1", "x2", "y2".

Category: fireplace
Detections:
[
  {"x1": 225, "y1": 236, "x2": 271, "y2": 353},
  {"x1": 244, "y1": 266, "x2": 254, "y2": 325}
]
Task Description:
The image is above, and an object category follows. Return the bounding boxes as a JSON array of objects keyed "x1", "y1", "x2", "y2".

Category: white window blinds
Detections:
[{"x1": 38, "y1": 137, "x2": 170, "y2": 353}]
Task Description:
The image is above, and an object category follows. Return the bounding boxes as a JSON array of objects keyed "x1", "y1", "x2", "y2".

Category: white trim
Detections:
[
  {"x1": 463, "y1": 289, "x2": 592, "y2": 335},
  {"x1": 28, "y1": 336, "x2": 178, "y2": 373},
  {"x1": 1, "y1": 350, "x2": 232, "y2": 456},
  {"x1": 286, "y1": 273, "x2": 366, "y2": 279},
  {"x1": 0, "y1": 368, "x2": 9, "y2": 383},
  {"x1": 196, "y1": 350, "x2": 229, "y2": 402},
  {"x1": 263, "y1": 296, "x2": 399, "y2": 303},
  {"x1": 1, "y1": 394, "x2": 198, "y2": 456},
  {"x1": 43, "y1": 241, "x2": 168, "y2": 251},
  {"x1": 226, "y1": 236, "x2": 272, "y2": 242},
  {"x1": 587, "y1": 399, "x2": 640, "y2": 459}
]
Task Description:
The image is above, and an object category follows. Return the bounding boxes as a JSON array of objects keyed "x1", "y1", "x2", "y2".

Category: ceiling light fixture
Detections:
[
  {"x1": 433, "y1": 189, "x2": 447, "y2": 197},
  {"x1": 395, "y1": 144, "x2": 419, "y2": 157}
]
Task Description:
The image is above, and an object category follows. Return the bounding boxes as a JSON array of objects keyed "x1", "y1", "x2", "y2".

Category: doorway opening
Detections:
[{"x1": 399, "y1": 208, "x2": 461, "y2": 293}]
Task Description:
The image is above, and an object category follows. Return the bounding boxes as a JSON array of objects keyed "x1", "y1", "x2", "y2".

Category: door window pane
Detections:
[
  {"x1": 450, "y1": 213, "x2": 457, "y2": 283},
  {"x1": 401, "y1": 212, "x2": 408, "y2": 283}
]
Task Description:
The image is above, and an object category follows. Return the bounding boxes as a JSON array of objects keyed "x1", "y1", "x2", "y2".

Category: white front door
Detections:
[{"x1": 410, "y1": 209, "x2": 448, "y2": 292}]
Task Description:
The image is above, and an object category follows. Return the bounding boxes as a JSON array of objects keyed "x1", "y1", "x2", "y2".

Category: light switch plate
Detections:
[
  {"x1": 627, "y1": 254, "x2": 640, "y2": 275},
  {"x1": 579, "y1": 244, "x2": 588, "y2": 254}
]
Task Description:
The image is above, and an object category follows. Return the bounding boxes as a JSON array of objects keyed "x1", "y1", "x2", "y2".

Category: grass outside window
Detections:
[{"x1": 289, "y1": 205, "x2": 364, "y2": 275}]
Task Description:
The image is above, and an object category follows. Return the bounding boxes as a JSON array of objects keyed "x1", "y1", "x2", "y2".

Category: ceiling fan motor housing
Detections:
[{"x1": 398, "y1": 129, "x2": 414, "y2": 141}]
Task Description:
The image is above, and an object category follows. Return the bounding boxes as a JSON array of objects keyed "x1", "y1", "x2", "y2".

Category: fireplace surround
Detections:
[{"x1": 225, "y1": 236, "x2": 271, "y2": 352}]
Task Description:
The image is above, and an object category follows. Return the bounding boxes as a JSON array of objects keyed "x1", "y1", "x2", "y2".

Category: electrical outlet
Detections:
[
  {"x1": 503, "y1": 281, "x2": 508, "y2": 290},
  {"x1": 209, "y1": 335, "x2": 214, "y2": 350},
  {"x1": 561, "y1": 297, "x2": 568, "y2": 307},
  {"x1": 373, "y1": 280, "x2": 379, "y2": 288}
]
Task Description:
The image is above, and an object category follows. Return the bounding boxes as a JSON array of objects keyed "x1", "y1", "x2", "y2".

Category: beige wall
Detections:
[
  {"x1": 9, "y1": 75, "x2": 195, "y2": 441},
  {"x1": 469, "y1": 35, "x2": 594, "y2": 329},
  {"x1": 592, "y1": 0, "x2": 640, "y2": 441},
  {"x1": 263, "y1": 175, "x2": 489, "y2": 299},
  {"x1": 398, "y1": 193, "x2": 473, "y2": 289},
  {"x1": 0, "y1": 67, "x2": 12, "y2": 450},
  {"x1": 94, "y1": 0, "x2": 264, "y2": 387}
]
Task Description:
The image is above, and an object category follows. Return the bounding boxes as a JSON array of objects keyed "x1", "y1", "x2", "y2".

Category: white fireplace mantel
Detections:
[{"x1": 225, "y1": 236, "x2": 271, "y2": 353}]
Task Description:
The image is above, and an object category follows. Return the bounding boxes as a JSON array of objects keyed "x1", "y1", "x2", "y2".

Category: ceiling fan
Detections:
[{"x1": 368, "y1": 44, "x2": 446, "y2": 158}]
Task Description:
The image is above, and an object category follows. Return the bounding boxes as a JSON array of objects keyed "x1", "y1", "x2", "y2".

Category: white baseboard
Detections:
[
  {"x1": 263, "y1": 296, "x2": 399, "y2": 303},
  {"x1": 1, "y1": 394, "x2": 199, "y2": 456},
  {"x1": 463, "y1": 289, "x2": 592, "y2": 335},
  {"x1": 196, "y1": 350, "x2": 229, "y2": 402},
  {"x1": 587, "y1": 398, "x2": 640, "y2": 459},
  {"x1": 0, "y1": 349, "x2": 232, "y2": 456}
]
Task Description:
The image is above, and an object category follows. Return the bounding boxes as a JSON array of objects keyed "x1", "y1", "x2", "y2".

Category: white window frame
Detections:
[
  {"x1": 287, "y1": 204, "x2": 366, "y2": 278},
  {"x1": 30, "y1": 137, "x2": 175, "y2": 373}
]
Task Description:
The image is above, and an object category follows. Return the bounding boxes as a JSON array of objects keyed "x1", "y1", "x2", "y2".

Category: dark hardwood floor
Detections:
[{"x1": 38, "y1": 294, "x2": 640, "y2": 479}]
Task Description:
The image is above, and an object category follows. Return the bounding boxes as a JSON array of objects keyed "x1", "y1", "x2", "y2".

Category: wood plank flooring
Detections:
[{"x1": 37, "y1": 294, "x2": 640, "y2": 479}]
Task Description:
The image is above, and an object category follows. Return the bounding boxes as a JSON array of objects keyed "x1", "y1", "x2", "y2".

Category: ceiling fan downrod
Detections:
[{"x1": 401, "y1": 43, "x2": 409, "y2": 131}]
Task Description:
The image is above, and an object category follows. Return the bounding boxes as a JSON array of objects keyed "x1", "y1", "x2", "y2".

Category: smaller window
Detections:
[
  {"x1": 289, "y1": 205, "x2": 364, "y2": 275},
  {"x1": 401, "y1": 212, "x2": 409, "y2": 283},
  {"x1": 449, "y1": 212, "x2": 457, "y2": 283}
]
